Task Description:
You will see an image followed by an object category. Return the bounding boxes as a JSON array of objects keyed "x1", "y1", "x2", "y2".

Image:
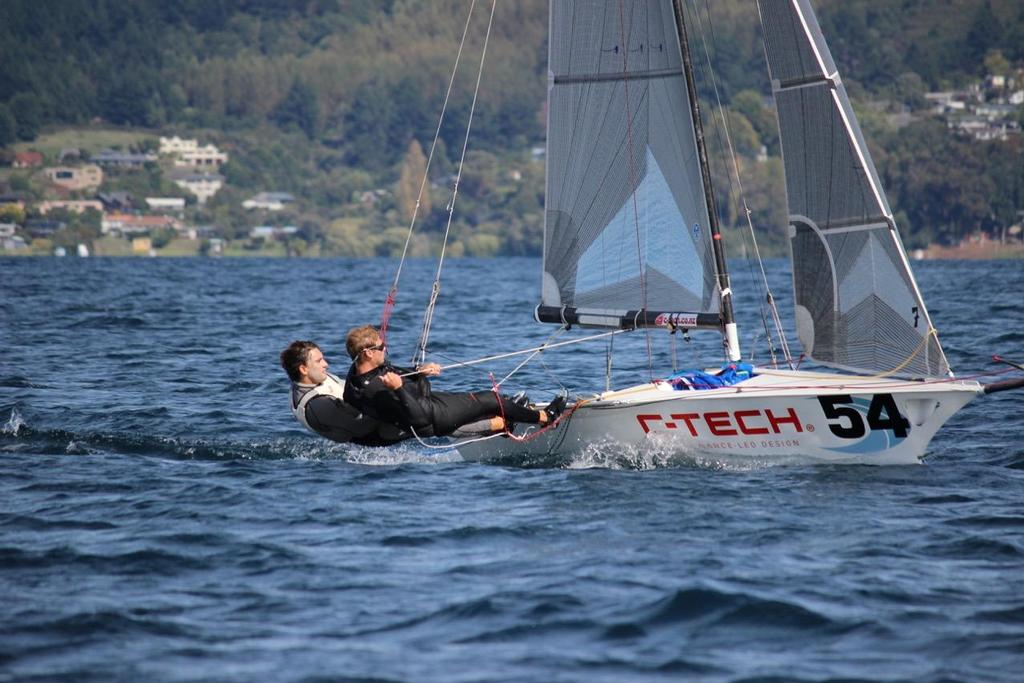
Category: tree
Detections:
[
  {"x1": 893, "y1": 72, "x2": 928, "y2": 111},
  {"x1": 0, "y1": 104, "x2": 16, "y2": 147},
  {"x1": 271, "y1": 79, "x2": 320, "y2": 139},
  {"x1": 9, "y1": 93, "x2": 41, "y2": 141},
  {"x1": 396, "y1": 139, "x2": 430, "y2": 224},
  {"x1": 0, "y1": 204, "x2": 25, "y2": 224},
  {"x1": 150, "y1": 227, "x2": 177, "y2": 249},
  {"x1": 730, "y1": 89, "x2": 778, "y2": 154},
  {"x1": 983, "y1": 49, "x2": 1011, "y2": 77},
  {"x1": 965, "y1": 2, "x2": 1004, "y2": 65}
]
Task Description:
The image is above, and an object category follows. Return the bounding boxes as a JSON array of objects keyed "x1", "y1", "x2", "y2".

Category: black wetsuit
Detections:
[
  {"x1": 344, "y1": 362, "x2": 543, "y2": 437},
  {"x1": 291, "y1": 383, "x2": 413, "y2": 446}
]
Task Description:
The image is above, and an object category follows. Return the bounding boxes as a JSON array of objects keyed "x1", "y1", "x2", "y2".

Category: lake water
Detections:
[{"x1": 2, "y1": 256, "x2": 1023, "y2": 682}]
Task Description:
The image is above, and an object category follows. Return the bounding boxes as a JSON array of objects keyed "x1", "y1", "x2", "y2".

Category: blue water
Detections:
[{"x1": 2, "y1": 256, "x2": 1023, "y2": 682}]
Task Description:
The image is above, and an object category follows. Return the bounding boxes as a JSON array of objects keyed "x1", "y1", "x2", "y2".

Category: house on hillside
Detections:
[
  {"x1": 1, "y1": 224, "x2": 27, "y2": 251},
  {"x1": 24, "y1": 219, "x2": 66, "y2": 237},
  {"x1": 44, "y1": 165, "x2": 103, "y2": 192},
  {"x1": 174, "y1": 144, "x2": 228, "y2": 168},
  {"x1": 145, "y1": 197, "x2": 186, "y2": 213},
  {"x1": 12, "y1": 151, "x2": 43, "y2": 168},
  {"x1": 160, "y1": 136, "x2": 228, "y2": 168},
  {"x1": 98, "y1": 192, "x2": 133, "y2": 211},
  {"x1": 101, "y1": 213, "x2": 183, "y2": 236},
  {"x1": 171, "y1": 172, "x2": 224, "y2": 205},
  {"x1": 0, "y1": 194, "x2": 26, "y2": 211},
  {"x1": 249, "y1": 225, "x2": 298, "y2": 240},
  {"x1": 242, "y1": 192, "x2": 295, "y2": 211},
  {"x1": 37, "y1": 200, "x2": 104, "y2": 215},
  {"x1": 90, "y1": 149, "x2": 157, "y2": 168},
  {"x1": 159, "y1": 136, "x2": 198, "y2": 155}
]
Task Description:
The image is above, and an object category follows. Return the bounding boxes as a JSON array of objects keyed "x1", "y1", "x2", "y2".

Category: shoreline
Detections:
[
  {"x1": 4, "y1": 241, "x2": 1024, "y2": 260},
  {"x1": 914, "y1": 242, "x2": 1024, "y2": 260}
]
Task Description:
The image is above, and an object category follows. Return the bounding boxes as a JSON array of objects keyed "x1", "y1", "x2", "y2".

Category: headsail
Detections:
[
  {"x1": 758, "y1": 0, "x2": 950, "y2": 378},
  {"x1": 540, "y1": 0, "x2": 721, "y2": 329}
]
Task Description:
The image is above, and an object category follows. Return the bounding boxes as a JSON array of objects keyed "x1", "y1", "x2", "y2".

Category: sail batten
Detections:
[
  {"x1": 555, "y1": 68, "x2": 684, "y2": 85},
  {"x1": 541, "y1": 0, "x2": 721, "y2": 326},
  {"x1": 759, "y1": 0, "x2": 950, "y2": 378}
]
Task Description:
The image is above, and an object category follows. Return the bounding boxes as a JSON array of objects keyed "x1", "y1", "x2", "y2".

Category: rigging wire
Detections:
[
  {"x1": 413, "y1": 0, "x2": 498, "y2": 367},
  {"x1": 400, "y1": 328, "x2": 630, "y2": 378},
  {"x1": 379, "y1": 0, "x2": 481, "y2": 344},
  {"x1": 690, "y1": 0, "x2": 794, "y2": 368}
]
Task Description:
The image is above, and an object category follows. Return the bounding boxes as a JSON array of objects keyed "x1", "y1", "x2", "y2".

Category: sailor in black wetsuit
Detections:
[
  {"x1": 342, "y1": 325, "x2": 565, "y2": 437},
  {"x1": 281, "y1": 340, "x2": 419, "y2": 446}
]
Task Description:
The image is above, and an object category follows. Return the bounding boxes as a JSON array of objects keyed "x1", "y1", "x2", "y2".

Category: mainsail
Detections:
[
  {"x1": 758, "y1": 0, "x2": 950, "y2": 378},
  {"x1": 540, "y1": 0, "x2": 721, "y2": 328}
]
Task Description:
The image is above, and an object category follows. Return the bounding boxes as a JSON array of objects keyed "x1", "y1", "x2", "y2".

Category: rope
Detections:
[
  {"x1": 500, "y1": 401, "x2": 581, "y2": 444},
  {"x1": 380, "y1": 0, "x2": 480, "y2": 343},
  {"x1": 867, "y1": 328, "x2": 941, "y2": 378},
  {"x1": 413, "y1": 0, "x2": 498, "y2": 367},
  {"x1": 407, "y1": 425, "x2": 506, "y2": 450},
  {"x1": 494, "y1": 325, "x2": 568, "y2": 388},
  {"x1": 398, "y1": 328, "x2": 630, "y2": 378}
]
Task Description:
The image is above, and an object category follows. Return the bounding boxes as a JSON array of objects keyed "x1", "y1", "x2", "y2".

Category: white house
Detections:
[
  {"x1": 249, "y1": 225, "x2": 298, "y2": 239},
  {"x1": 145, "y1": 197, "x2": 187, "y2": 212},
  {"x1": 37, "y1": 200, "x2": 104, "y2": 215},
  {"x1": 174, "y1": 144, "x2": 228, "y2": 167},
  {"x1": 242, "y1": 192, "x2": 296, "y2": 211},
  {"x1": 44, "y1": 165, "x2": 104, "y2": 191},
  {"x1": 159, "y1": 136, "x2": 199, "y2": 155},
  {"x1": 172, "y1": 173, "x2": 224, "y2": 205}
]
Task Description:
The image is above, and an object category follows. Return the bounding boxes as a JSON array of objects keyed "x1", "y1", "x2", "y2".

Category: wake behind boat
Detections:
[{"x1": 377, "y1": 0, "x2": 1023, "y2": 465}]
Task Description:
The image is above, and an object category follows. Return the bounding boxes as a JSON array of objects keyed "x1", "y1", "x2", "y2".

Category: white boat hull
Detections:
[{"x1": 457, "y1": 369, "x2": 982, "y2": 466}]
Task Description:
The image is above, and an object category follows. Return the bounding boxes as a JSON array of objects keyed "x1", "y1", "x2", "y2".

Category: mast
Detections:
[{"x1": 670, "y1": 0, "x2": 741, "y2": 361}]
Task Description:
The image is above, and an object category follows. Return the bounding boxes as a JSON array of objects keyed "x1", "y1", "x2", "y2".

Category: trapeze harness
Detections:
[{"x1": 290, "y1": 372, "x2": 408, "y2": 446}]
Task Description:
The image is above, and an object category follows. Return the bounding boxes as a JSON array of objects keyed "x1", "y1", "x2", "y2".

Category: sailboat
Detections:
[{"x1": 450, "y1": 0, "x2": 1022, "y2": 465}]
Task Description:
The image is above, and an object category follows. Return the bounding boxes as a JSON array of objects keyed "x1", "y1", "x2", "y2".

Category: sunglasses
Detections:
[{"x1": 363, "y1": 342, "x2": 386, "y2": 353}]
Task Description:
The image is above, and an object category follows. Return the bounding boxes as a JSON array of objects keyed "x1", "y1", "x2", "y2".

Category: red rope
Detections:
[
  {"x1": 506, "y1": 402, "x2": 579, "y2": 443},
  {"x1": 488, "y1": 373, "x2": 511, "y2": 436},
  {"x1": 379, "y1": 288, "x2": 397, "y2": 344}
]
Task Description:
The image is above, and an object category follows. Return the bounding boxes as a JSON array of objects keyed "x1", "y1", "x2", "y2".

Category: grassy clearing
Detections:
[
  {"x1": 157, "y1": 238, "x2": 201, "y2": 256},
  {"x1": 14, "y1": 127, "x2": 158, "y2": 161},
  {"x1": 92, "y1": 237, "x2": 136, "y2": 256}
]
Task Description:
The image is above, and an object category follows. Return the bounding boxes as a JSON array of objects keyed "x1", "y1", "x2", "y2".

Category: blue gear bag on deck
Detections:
[{"x1": 666, "y1": 362, "x2": 755, "y2": 390}]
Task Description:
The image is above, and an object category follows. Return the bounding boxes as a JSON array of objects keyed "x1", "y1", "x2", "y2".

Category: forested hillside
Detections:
[{"x1": 1, "y1": 0, "x2": 1022, "y2": 256}]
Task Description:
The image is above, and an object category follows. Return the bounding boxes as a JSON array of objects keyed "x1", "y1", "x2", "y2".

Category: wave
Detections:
[
  {"x1": 20, "y1": 610, "x2": 191, "y2": 638},
  {"x1": 380, "y1": 525, "x2": 533, "y2": 547},
  {"x1": 0, "y1": 375, "x2": 40, "y2": 389},
  {"x1": 0, "y1": 546, "x2": 210, "y2": 575},
  {"x1": 921, "y1": 536, "x2": 1024, "y2": 559},
  {"x1": 465, "y1": 435, "x2": 820, "y2": 471},
  {"x1": 68, "y1": 314, "x2": 148, "y2": 329},
  {"x1": 642, "y1": 586, "x2": 840, "y2": 632},
  {"x1": 1, "y1": 407, "x2": 461, "y2": 465}
]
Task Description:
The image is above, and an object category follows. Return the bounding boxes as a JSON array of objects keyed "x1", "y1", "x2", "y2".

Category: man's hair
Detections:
[
  {"x1": 280, "y1": 340, "x2": 320, "y2": 382},
  {"x1": 346, "y1": 325, "x2": 380, "y2": 359}
]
